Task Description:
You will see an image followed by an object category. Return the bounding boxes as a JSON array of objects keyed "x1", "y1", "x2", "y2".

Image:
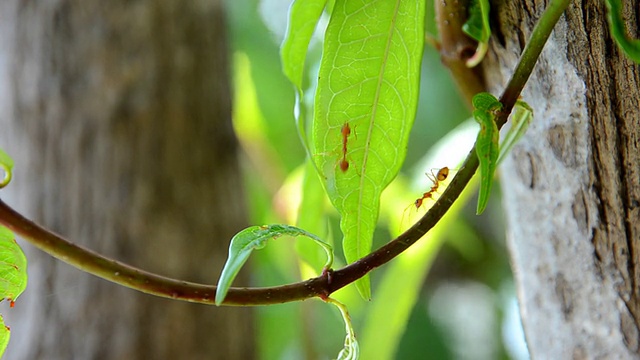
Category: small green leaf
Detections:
[
  {"x1": 326, "y1": 297, "x2": 359, "y2": 360},
  {"x1": 462, "y1": 0, "x2": 491, "y2": 67},
  {"x1": 215, "y1": 225, "x2": 332, "y2": 305},
  {"x1": 0, "y1": 226, "x2": 27, "y2": 305},
  {"x1": 605, "y1": 0, "x2": 640, "y2": 63},
  {"x1": 472, "y1": 92, "x2": 501, "y2": 112},
  {"x1": 0, "y1": 149, "x2": 14, "y2": 189},
  {"x1": 313, "y1": 0, "x2": 425, "y2": 300},
  {"x1": 498, "y1": 100, "x2": 533, "y2": 164},
  {"x1": 0, "y1": 315, "x2": 9, "y2": 358},
  {"x1": 472, "y1": 93, "x2": 502, "y2": 215}
]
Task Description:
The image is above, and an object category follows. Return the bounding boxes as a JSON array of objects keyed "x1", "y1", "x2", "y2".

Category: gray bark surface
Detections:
[
  {"x1": 484, "y1": 0, "x2": 639, "y2": 358},
  {"x1": 0, "y1": 1, "x2": 254, "y2": 359}
]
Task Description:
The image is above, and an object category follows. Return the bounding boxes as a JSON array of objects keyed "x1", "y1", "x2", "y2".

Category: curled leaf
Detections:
[
  {"x1": 0, "y1": 149, "x2": 14, "y2": 189},
  {"x1": 472, "y1": 93, "x2": 502, "y2": 214},
  {"x1": 604, "y1": 0, "x2": 640, "y2": 63},
  {"x1": 462, "y1": 0, "x2": 491, "y2": 67},
  {"x1": 215, "y1": 225, "x2": 332, "y2": 305}
]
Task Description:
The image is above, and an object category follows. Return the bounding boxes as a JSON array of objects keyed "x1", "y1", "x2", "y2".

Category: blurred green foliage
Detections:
[{"x1": 225, "y1": 0, "x2": 526, "y2": 358}]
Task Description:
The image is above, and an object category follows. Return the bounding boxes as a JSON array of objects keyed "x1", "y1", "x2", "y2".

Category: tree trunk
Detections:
[
  {"x1": 484, "y1": 0, "x2": 639, "y2": 357},
  {"x1": 0, "y1": 1, "x2": 254, "y2": 359}
]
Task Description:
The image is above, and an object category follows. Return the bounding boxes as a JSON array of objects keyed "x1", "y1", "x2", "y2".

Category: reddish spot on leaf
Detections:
[{"x1": 9, "y1": 300, "x2": 15, "y2": 308}]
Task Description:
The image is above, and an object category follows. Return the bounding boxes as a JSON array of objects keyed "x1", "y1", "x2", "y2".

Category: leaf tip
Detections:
[
  {"x1": 476, "y1": 190, "x2": 491, "y2": 215},
  {"x1": 355, "y1": 277, "x2": 372, "y2": 301},
  {"x1": 214, "y1": 289, "x2": 226, "y2": 307}
]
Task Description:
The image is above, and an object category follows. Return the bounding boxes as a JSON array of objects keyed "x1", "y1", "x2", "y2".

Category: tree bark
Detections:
[
  {"x1": 0, "y1": 1, "x2": 254, "y2": 359},
  {"x1": 484, "y1": 0, "x2": 639, "y2": 357}
]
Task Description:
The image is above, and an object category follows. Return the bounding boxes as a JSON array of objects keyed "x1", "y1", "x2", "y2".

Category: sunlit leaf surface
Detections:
[
  {"x1": 0, "y1": 226, "x2": 27, "y2": 305},
  {"x1": 0, "y1": 226, "x2": 27, "y2": 357},
  {"x1": 0, "y1": 315, "x2": 9, "y2": 358},
  {"x1": 313, "y1": 0, "x2": 425, "y2": 299}
]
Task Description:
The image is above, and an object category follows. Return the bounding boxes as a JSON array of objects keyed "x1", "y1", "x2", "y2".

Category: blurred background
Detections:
[
  {"x1": 0, "y1": 0, "x2": 528, "y2": 358},
  {"x1": 228, "y1": 0, "x2": 528, "y2": 359}
]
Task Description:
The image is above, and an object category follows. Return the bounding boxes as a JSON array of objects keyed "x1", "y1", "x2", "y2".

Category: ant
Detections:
[
  {"x1": 413, "y1": 167, "x2": 449, "y2": 209},
  {"x1": 399, "y1": 166, "x2": 450, "y2": 232},
  {"x1": 339, "y1": 123, "x2": 352, "y2": 173}
]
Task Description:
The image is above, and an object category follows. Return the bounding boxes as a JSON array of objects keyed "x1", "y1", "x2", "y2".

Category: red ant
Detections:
[
  {"x1": 401, "y1": 166, "x2": 450, "y2": 229},
  {"x1": 339, "y1": 123, "x2": 352, "y2": 172},
  {"x1": 413, "y1": 167, "x2": 449, "y2": 209}
]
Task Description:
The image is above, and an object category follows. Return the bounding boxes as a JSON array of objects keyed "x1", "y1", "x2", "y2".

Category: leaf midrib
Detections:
[{"x1": 354, "y1": 0, "x2": 403, "y2": 257}]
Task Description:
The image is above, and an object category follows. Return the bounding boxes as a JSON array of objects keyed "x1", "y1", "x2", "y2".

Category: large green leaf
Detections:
[
  {"x1": 215, "y1": 225, "x2": 332, "y2": 305},
  {"x1": 312, "y1": 0, "x2": 425, "y2": 299}
]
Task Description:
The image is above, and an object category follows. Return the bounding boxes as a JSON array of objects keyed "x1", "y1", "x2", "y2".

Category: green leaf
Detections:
[
  {"x1": 463, "y1": 0, "x2": 490, "y2": 43},
  {"x1": 472, "y1": 91, "x2": 501, "y2": 112},
  {"x1": 472, "y1": 92, "x2": 502, "y2": 215},
  {"x1": 462, "y1": 0, "x2": 491, "y2": 67},
  {"x1": 0, "y1": 315, "x2": 9, "y2": 358},
  {"x1": 0, "y1": 226, "x2": 27, "y2": 306},
  {"x1": 215, "y1": 225, "x2": 332, "y2": 305},
  {"x1": 605, "y1": 0, "x2": 640, "y2": 63},
  {"x1": 0, "y1": 149, "x2": 14, "y2": 189},
  {"x1": 281, "y1": 0, "x2": 327, "y2": 90},
  {"x1": 498, "y1": 100, "x2": 533, "y2": 164},
  {"x1": 281, "y1": 0, "x2": 328, "y2": 165},
  {"x1": 0, "y1": 226, "x2": 27, "y2": 358},
  {"x1": 312, "y1": 0, "x2": 425, "y2": 300}
]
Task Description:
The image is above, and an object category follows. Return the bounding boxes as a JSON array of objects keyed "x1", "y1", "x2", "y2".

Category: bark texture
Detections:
[
  {"x1": 483, "y1": 0, "x2": 639, "y2": 357},
  {"x1": 0, "y1": 1, "x2": 254, "y2": 359}
]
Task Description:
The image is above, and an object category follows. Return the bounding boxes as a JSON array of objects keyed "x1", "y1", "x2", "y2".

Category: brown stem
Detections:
[{"x1": 435, "y1": 0, "x2": 486, "y2": 107}]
